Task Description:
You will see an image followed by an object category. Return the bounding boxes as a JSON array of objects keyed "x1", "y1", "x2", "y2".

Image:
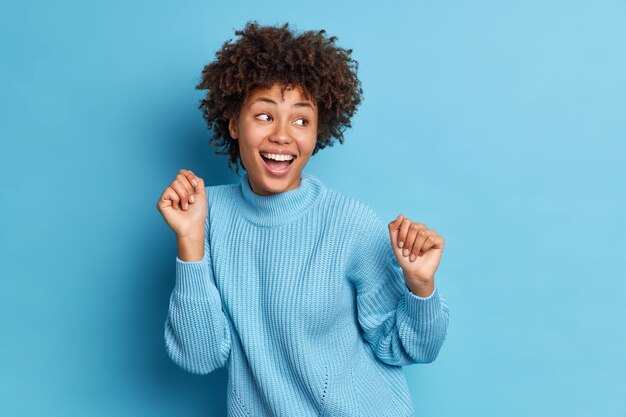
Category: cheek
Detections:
[
  {"x1": 296, "y1": 134, "x2": 318, "y2": 155},
  {"x1": 238, "y1": 130, "x2": 263, "y2": 151}
]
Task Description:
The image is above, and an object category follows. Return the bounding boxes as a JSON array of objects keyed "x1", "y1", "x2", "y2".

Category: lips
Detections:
[{"x1": 260, "y1": 152, "x2": 295, "y2": 177}]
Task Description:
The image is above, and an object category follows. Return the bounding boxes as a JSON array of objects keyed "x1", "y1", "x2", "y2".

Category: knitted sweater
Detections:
[{"x1": 164, "y1": 171, "x2": 450, "y2": 417}]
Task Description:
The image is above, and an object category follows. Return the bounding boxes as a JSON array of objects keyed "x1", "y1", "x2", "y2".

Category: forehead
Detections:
[{"x1": 247, "y1": 83, "x2": 315, "y2": 106}]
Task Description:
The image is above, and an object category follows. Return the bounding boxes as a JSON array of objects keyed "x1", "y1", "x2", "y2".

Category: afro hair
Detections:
[{"x1": 195, "y1": 21, "x2": 364, "y2": 174}]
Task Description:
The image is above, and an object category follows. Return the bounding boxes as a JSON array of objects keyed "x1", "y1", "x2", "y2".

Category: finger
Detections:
[
  {"x1": 157, "y1": 186, "x2": 179, "y2": 210},
  {"x1": 388, "y1": 214, "x2": 403, "y2": 249},
  {"x1": 391, "y1": 214, "x2": 403, "y2": 228},
  {"x1": 194, "y1": 175, "x2": 205, "y2": 193},
  {"x1": 402, "y1": 223, "x2": 419, "y2": 257},
  {"x1": 192, "y1": 175, "x2": 206, "y2": 202},
  {"x1": 428, "y1": 233, "x2": 445, "y2": 250},
  {"x1": 179, "y1": 169, "x2": 199, "y2": 200},
  {"x1": 176, "y1": 172, "x2": 196, "y2": 208},
  {"x1": 170, "y1": 179, "x2": 192, "y2": 210},
  {"x1": 404, "y1": 223, "x2": 427, "y2": 259},
  {"x1": 180, "y1": 169, "x2": 200, "y2": 188},
  {"x1": 409, "y1": 228, "x2": 433, "y2": 261},
  {"x1": 418, "y1": 232, "x2": 437, "y2": 255},
  {"x1": 398, "y1": 218, "x2": 416, "y2": 250},
  {"x1": 156, "y1": 190, "x2": 171, "y2": 211}
]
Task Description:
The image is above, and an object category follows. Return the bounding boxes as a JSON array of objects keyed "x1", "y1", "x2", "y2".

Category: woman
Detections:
[{"x1": 156, "y1": 21, "x2": 449, "y2": 417}]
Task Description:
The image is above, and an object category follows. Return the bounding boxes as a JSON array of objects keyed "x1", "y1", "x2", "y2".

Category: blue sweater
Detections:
[{"x1": 164, "y1": 171, "x2": 450, "y2": 417}]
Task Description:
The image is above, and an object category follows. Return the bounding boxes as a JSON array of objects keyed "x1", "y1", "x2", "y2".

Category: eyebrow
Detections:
[{"x1": 251, "y1": 97, "x2": 315, "y2": 110}]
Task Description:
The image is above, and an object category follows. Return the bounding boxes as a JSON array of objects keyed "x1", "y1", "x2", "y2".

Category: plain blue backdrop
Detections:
[{"x1": 1, "y1": 0, "x2": 625, "y2": 416}]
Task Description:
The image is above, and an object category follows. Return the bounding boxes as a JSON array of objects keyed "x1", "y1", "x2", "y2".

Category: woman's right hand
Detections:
[{"x1": 156, "y1": 169, "x2": 207, "y2": 239}]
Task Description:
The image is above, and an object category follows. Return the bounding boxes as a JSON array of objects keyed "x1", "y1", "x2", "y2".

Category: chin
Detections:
[
  {"x1": 255, "y1": 169, "x2": 301, "y2": 195},
  {"x1": 263, "y1": 177, "x2": 293, "y2": 191}
]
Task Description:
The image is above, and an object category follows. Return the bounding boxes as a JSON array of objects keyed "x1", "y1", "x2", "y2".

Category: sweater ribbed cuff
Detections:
[
  {"x1": 174, "y1": 252, "x2": 211, "y2": 299},
  {"x1": 402, "y1": 284, "x2": 442, "y2": 324}
]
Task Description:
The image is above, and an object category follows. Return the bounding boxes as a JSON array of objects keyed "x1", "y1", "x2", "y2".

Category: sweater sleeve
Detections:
[
  {"x1": 163, "y1": 217, "x2": 232, "y2": 375},
  {"x1": 349, "y1": 206, "x2": 450, "y2": 367}
]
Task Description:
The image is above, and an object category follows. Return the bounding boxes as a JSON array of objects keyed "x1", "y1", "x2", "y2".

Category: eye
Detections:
[
  {"x1": 294, "y1": 118, "x2": 309, "y2": 126},
  {"x1": 256, "y1": 113, "x2": 272, "y2": 122}
]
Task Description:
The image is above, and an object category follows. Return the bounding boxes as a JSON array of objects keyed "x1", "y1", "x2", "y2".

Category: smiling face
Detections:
[{"x1": 228, "y1": 83, "x2": 318, "y2": 196}]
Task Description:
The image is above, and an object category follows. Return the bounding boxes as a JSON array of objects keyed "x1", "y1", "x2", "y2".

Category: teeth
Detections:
[{"x1": 260, "y1": 152, "x2": 294, "y2": 161}]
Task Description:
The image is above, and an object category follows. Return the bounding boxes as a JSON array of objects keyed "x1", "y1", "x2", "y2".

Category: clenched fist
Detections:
[
  {"x1": 156, "y1": 169, "x2": 207, "y2": 241},
  {"x1": 388, "y1": 214, "x2": 445, "y2": 297}
]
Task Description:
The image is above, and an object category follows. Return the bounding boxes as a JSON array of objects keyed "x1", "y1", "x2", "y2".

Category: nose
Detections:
[{"x1": 269, "y1": 119, "x2": 292, "y2": 145}]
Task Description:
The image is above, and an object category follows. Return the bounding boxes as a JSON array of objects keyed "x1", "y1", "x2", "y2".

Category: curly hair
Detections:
[{"x1": 195, "y1": 21, "x2": 363, "y2": 174}]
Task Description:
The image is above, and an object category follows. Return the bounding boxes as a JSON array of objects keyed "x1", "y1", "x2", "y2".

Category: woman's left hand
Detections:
[{"x1": 388, "y1": 214, "x2": 445, "y2": 296}]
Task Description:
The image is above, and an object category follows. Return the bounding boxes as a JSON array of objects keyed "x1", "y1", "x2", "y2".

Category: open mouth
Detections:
[{"x1": 260, "y1": 153, "x2": 296, "y2": 173}]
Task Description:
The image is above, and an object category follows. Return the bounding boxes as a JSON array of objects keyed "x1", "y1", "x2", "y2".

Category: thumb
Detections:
[
  {"x1": 388, "y1": 214, "x2": 404, "y2": 249},
  {"x1": 194, "y1": 176, "x2": 206, "y2": 198}
]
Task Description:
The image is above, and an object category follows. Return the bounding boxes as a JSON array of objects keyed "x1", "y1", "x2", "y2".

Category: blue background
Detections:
[{"x1": 2, "y1": 0, "x2": 625, "y2": 415}]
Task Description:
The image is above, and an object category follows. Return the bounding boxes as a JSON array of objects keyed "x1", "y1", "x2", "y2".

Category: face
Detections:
[{"x1": 229, "y1": 83, "x2": 318, "y2": 196}]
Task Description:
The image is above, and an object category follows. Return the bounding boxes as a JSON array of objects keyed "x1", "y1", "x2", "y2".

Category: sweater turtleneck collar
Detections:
[{"x1": 237, "y1": 171, "x2": 325, "y2": 227}]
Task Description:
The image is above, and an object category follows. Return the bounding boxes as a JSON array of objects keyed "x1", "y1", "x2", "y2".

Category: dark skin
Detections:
[
  {"x1": 156, "y1": 170, "x2": 446, "y2": 297},
  {"x1": 156, "y1": 178, "x2": 446, "y2": 298},
  {"x1": 157, "y1": 86, "x2": 445, "y2": 297},
  {"x1": 388, "y1": 215, "x2": 445, "y2": 297},
  {"x1": 195, "y1": 21, "x2": 363, "y2": 175},
  {"x1": 159, "y1": 22, "x2": 444, "y2": 296}
]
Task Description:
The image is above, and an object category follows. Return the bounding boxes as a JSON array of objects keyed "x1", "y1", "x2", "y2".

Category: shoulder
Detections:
[
  {"x1": 204, "y1": 182, "x2": 239, "y2": 203},
  {"x1": 312, "y1": 176, "x2": 384, "y2": 234},
  {"x1": 199, "y1": 183, "x2": 240, "y2": 224},
  {"x1": 313, "y1": 177, "x2": 369, "y2": 214}
]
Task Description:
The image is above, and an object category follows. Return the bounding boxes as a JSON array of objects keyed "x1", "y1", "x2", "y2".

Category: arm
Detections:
[
  {"x1": 349, "y1": 207, "x2": 450, "y2": 366},
  {"x1": 164, "y1": 222, "x2": 232, "y2": 375}
]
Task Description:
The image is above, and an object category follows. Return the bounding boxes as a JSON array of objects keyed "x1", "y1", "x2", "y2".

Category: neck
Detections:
[
  {"x1": 237, "y1": 171, "x2": 325, "y2": 227},
  {"x1": 248, "y1": 176, "x2": 302, "y2": 196}
]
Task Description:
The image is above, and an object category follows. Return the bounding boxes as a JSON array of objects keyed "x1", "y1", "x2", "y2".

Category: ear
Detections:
[{"x1": 228, "y1": 116, "x2": 238, "y2": 139}]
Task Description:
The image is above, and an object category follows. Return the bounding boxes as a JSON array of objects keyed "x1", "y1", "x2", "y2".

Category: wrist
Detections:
[
  {"x1": 405, "y1": 279, "x2": 435, "y2": 298},
  {"x1": 176, "y1": 230, "x2": 204, "y2": 244},
  {"x1": 177, "y1": 233, "x2": 205, "y2": 262}
]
